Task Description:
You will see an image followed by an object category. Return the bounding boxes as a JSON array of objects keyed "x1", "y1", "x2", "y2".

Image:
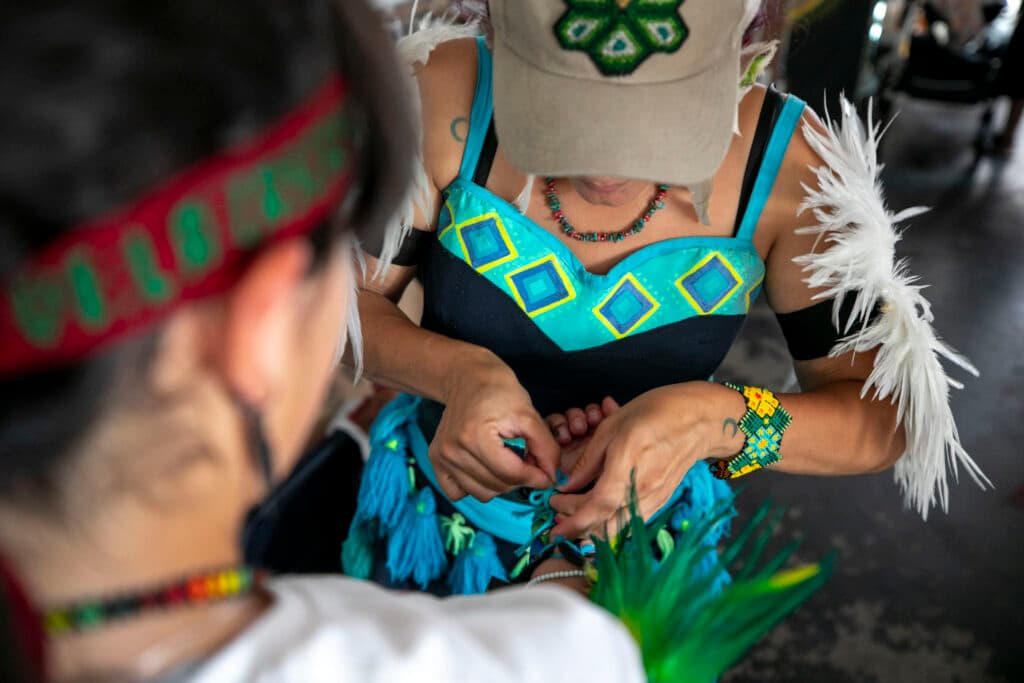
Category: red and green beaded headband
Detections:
[{"x1": 0, "y1": 78, "x2": 355, "y2": 376}]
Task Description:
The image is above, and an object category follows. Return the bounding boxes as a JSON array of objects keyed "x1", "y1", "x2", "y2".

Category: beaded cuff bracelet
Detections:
[{"x1": 710, "y1": 383, "x2": 792, "y2": 480}]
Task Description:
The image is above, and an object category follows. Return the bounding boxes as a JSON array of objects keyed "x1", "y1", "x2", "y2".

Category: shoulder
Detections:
[
  {"x1": 757, "y1": 97, "x2": 834, "y2": 312},
  {"x1": 191, "y1": 577, "x2": 643, "y2": 683},
  {"x1": 757, "y1": 96, "x2": 827, "y2": 249}
]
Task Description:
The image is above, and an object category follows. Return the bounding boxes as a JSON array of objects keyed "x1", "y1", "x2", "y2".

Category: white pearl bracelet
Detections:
[{"x1": 527, "y1": 570, "x2": 587, "y2": 586}]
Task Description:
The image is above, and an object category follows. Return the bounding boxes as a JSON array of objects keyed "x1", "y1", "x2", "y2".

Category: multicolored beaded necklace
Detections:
[
  {"x1": 41, "y1": 566, "x2": 264, "y2": 635},
  {"x1": 545, "y1": 177, "x2": 670, "y2": 243}
]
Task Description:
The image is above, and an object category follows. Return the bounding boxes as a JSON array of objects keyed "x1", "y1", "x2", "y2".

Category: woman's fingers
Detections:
[
  {"x1": 585, "y1": 403, "x2": 603, "y2": 427},
  {"x1": 516, "y1": 413, "x2": 562, "y2": 486},
  {"x1": 437, "y1": 469, "x2": 468, "y2": 502},
  {"x1": 559, "y1": 418, "x2": 617, "y2": 492},
  {"x1": 549, "y1": 492, "x2": 586, "y2": 516},
  {"x1": 546, "y1": 413, "x2": 572, "y2": 444},
  {"x1": 565, "y1": 407, "x2": 588, "y2": 436},
  {"x1": 601, "y1": 396, "x2": 620, "y2": 415}
]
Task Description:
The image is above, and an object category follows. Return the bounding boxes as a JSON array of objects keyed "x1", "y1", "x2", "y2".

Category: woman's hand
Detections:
[
  {"x1": 545, "y1": 397, "x2": 620, "y2": 474},
  {"x1": 549, "y1": 382, "x2": 744, "y2": 541},
  {"x1": 430, "y1": 350, "x2": 560, "y2": 502}
]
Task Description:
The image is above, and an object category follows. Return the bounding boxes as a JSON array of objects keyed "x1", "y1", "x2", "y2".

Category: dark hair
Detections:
[{"x1": 0, "y1": 0, "x2": 413, "y2": 505}]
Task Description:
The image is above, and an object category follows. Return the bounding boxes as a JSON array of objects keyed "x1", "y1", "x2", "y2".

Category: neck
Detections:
[{"x1": 0, "y1": 467, "x2": 261, "y2": 681}]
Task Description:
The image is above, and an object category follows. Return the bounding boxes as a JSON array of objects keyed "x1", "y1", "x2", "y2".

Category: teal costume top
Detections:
[
  {"x1": 344, "y1": 38, "x2": 807, "y2": 595},
  {"x1": 419, "y1": 38, "x2": 807, "y2": 416}
]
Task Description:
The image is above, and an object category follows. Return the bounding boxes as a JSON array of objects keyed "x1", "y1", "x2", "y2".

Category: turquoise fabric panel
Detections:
[
  {"x1": 456, "y1": 36, "x2": 494, "y2": 180},
  {"x1": 437, "y1": 178, "x2": 765, "y2": 352},
  {"x1": 735, "y1": 94, "x2": 807, "y2": 241}
]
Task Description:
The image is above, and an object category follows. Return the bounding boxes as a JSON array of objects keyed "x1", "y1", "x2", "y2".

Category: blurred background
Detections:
[{"x1": 356, "y1": 2, "x2": 1024, "y2": 681}]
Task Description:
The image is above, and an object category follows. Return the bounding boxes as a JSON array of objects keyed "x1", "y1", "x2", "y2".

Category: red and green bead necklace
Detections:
[{"x1": 545, "y1": 177, "x2": 670, "y2": 243}]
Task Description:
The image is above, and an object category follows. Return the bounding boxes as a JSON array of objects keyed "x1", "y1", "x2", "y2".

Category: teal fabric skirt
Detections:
[{"x1": 342, "y1": 392, "x2": 735, "y2": 596}]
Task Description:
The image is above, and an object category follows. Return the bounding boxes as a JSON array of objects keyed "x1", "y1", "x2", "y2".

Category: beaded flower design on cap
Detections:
[
  {"x1": 490, "y1": 0, "x2": 758, "y2": 187},
  {"x1": 554, "y1": 0, "x2": 690, "y2": 76}
]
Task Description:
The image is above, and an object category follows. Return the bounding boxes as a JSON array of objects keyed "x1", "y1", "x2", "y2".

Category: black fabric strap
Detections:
[
  {"x1": 389, "y1": 228, "x2": 432, "y2": 267},
  {"x1": 733, "y1": 86, "x2": 785, "y2": 237},
  {"x1": 776, "y1": 295, "x2": 883, "y2": 361},
  {"x1": 361, "y1": 227, "x2": 432, "y2": 266},
  {"x1": 472, "y1": 118, "x2": 499, "y2": 188}
]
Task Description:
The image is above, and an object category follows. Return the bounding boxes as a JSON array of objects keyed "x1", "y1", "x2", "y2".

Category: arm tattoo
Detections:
[
  {"x1": 450, "y1": 117, "x2": 468, "y2": 143},
  {"x1": 722, "y1": 418, "x2": 739, "y2": 439}
]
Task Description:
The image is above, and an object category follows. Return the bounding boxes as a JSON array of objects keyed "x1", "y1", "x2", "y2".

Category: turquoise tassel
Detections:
[
  {"x1": 447, "y1": 531, "x2": 507, "y2": 595},
  {"x1": 386, "y1": 487, "x2": 448, "y2": 589},
  {"x1": 356, "y1": 436, "x2": 411, "y2": 532},
  {"x1": 673, "y1": 465, "x2": 735, "y2": 547},
  {"x1": 341, "y1": 518, "x2": 376, "y2": 580},
  {"x1": 367, "y1": 395, "x2": 419, "y2": 446}
]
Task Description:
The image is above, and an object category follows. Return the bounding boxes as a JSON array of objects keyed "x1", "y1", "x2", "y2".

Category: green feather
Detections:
[{"x1": 588, "y1": 486, "x2": 832, "y2": 683}]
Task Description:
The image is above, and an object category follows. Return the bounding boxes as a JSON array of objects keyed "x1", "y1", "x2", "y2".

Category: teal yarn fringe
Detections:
[
  {"x1": 341, "y1": 518, "x2": 376, "y2": 580},
  {"x1": 356, "y1": 436, "x2": 411, "y2": 532},
  {"x1": 386, "y1": 487, "x2": 448, "y2": 589},
  {"x1": 367, "y1": 393, "x2": 419, "y2": 445},
  {"x1": 672, "y1": 465, "x2": 735, "y2": 546},
  {"x1": 447, "y1": 531, "x2": 507, "y2": 595}
]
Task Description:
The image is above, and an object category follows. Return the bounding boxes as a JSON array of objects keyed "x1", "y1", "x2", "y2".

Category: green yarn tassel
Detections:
[
  {"x1": 589, "y1": 485, "x2": 832, "y2": 683},
  {"x1": 341, "y1": 519, "x2": 376, "y2": 580},
  {"x1": 386, "y1": 487, "x2": 448, "y2": 590},
  {"x1": 447, "y1": 531, "x2": 508, "y2": 595}
]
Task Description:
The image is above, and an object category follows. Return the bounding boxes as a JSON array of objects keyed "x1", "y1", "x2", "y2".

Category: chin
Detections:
[{"x1": 571, "y1": 177, "x2": 646, "y2": 207}]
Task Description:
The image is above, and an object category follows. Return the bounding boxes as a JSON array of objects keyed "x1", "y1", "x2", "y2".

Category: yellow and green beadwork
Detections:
[{"x1": 712, "y1": 383, "x2": 792, "y2": 480}]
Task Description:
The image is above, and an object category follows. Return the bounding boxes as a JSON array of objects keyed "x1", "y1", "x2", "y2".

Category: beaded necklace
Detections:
[
  {"x1": 41, "y1": 566, "x2": 264, "y2": 636},
  {"x1": 545, "y1": 177, "x2": 670, "y2": 243}
]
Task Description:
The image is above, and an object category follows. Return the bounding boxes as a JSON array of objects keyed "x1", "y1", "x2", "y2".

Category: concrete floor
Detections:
[{"x1": 718, "y1": 98, "x2": 1024, "y2": 683}]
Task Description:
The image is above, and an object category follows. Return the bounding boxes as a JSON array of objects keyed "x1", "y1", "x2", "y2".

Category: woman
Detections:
[
  {"x1": 347, "y1": 0, "x2": 986, "y2": 593},
  {"x1": 0, "y1": 1, "x2": 646, "y2": 681}
]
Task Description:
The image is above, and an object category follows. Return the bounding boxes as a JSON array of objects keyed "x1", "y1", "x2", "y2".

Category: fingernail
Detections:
[
  {"x1": 558, "y1": 427, "x2": 570, "y2": 441},
  {"x1": 572, "y1": 418, "x2": 585, "y2": 431}
]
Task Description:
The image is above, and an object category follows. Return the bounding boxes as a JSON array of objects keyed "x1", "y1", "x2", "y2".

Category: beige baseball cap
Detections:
[{"x1": 490, "y1": 0, "x2": 754, "y2": 187}]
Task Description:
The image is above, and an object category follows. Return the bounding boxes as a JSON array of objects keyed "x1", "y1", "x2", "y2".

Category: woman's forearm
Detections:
[
  {"x1": 703, "y1": 380, "x2": 905, "y2": 476},
  {"x1": 353, "y1": 289, "x2": 508, "y2": 403}
]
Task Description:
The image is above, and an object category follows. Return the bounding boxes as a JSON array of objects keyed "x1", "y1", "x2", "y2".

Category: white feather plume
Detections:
[
  {"x1": 373, "y1": 17, "x2": 481, "y2": 276},
  {"x1": 795, "y1": 97, "x2": 990, "y2": 520},
  {"x1": 513, "y1": 174, "x2": 535, "y2": 214}
]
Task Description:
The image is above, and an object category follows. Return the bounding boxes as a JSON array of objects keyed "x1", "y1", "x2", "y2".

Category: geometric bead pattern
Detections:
[
  {"x1": 714, "y1": 383, "x2": 792, "y2": 480},
  {"x1": 554, "y1": 0, "x2": 689, "y2": 76}
]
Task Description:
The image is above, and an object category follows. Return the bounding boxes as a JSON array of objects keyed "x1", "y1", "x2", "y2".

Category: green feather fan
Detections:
[{"x1": 588, "y1": 492, "x2": 832, "y2": 683}]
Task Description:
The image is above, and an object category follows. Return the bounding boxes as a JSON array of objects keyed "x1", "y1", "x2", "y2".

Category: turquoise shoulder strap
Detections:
[
  {"x1": 735, "y1": 94, "x2": 807, "y2": 242},
  {"x1": 457, "y1": 36, "x2": 495, "y2": 180}
]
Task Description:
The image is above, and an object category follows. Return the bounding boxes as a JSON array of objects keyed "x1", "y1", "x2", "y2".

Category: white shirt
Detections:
[{"x1": 187, "y1": 576, "x2": 645, "y2": 683}]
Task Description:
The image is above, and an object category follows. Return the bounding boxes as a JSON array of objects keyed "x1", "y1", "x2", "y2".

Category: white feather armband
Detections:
[{"x1": 795, "y1": 98, "x2": 991, "y2": 520}]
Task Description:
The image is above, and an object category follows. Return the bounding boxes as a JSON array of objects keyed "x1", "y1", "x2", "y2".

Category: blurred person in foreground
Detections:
[{"x1": 0, "y1": 1, "x2": 647, "y2": 681}]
